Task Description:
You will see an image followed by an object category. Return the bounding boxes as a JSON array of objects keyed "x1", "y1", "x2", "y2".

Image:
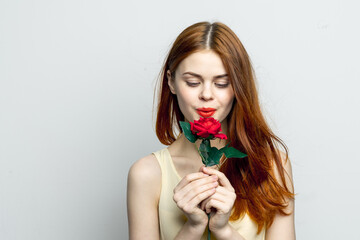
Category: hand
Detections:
[
  {"x1": 199, "y1": 166, "x2": 237, "y2": 233},
  {"x1": 173, "y1": 172, "x2": 219, "y2": 230}
]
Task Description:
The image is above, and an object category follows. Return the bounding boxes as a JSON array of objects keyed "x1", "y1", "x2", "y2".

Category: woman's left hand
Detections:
[{"x1": 199, "y1": 166, "x2": 237, "y2": 233}]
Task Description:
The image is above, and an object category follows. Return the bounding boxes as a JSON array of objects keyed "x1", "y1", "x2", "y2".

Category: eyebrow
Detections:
[{"x1": 182, "y1": 72, "x2": 228, "y2": 80}]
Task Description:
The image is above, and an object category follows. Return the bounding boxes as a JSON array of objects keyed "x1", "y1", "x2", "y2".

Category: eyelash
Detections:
[
  {"x1": 186, "y1": 82, "x2": 200, "y2": 87},
  {"x1": 186, "y1": 82, "x2": 229, "y2": 88},
  {"x1": 215, "y1": 83, "x2": 229, "y2": 88}
]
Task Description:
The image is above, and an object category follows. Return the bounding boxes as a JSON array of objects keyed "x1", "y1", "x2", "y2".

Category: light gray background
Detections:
[{"x1": 1, "y1": 0, "x2": 359, "y2": 239}]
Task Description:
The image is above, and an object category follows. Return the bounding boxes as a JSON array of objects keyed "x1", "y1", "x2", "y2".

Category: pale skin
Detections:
[{"x1": 127, "y1": 50, "x2": 295, "y2": 239}]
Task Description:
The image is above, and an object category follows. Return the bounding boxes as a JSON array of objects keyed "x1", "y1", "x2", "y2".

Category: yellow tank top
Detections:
[{"x1": 153, "y1": 148, "x2": 265, "y2": 240}]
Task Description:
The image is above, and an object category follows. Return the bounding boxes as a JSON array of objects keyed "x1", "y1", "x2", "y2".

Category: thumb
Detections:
[
  {"x1": 198, "y1": 164, "x2": 206, "y2": 172},
  {"x1": 199, "y1": 164, "x2": 218, "y2": 173},
  {"x1": 208, "y1": 165, "x2": 218, "y2": 170}
]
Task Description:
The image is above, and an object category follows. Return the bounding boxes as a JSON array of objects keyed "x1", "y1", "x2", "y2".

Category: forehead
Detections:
[{"x1": 176, "y1": 50, "x2": 227, "y2": 76}]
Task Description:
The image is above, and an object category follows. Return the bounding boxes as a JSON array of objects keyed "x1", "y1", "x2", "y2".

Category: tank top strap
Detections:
[
  {"x1": 152, "y1": 148, "x2": 186, "y2": 240},
  {"x1": 152, "y1": 148, "x2": 181, "y2": 205}
]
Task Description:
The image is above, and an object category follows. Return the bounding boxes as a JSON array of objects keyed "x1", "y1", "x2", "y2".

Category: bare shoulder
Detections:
[
  {"x1": 279, "y1": 150, "x2": 292, "y2": 173},
  {"x1": 265, "y1": 151, "x2": 296, "y2": 240},
  {"x1": 128, "y1": 154, "x2": 161, "y2": 178},
  {"x1": 272, "y1": 150, "x2": 293, "y2": 189},
  {"x1": 127, "y1": 154, "x2": 162, "y2": 239},
  {"x1": 271, "y1": 150, "x2": 294, "y2": 210},
  {"x1": 271, "y1": 149, "x2": 295, "y2": 215},
  {"x1": 127, "y1": 154, "x2": 162, "y2": 196}
]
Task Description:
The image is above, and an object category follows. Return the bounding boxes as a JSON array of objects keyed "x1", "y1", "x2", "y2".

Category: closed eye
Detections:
[
  {"x1": 215, "y1": 83, "x2": 230, "y2": 88},
  {"x1": 186, "y1": 82, "x2": 200, "y2": 87}
]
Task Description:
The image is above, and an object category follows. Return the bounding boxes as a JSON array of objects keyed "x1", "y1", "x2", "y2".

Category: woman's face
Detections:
[{"x1": 168, "y1": 50, "x2": 234, "y2": 124}]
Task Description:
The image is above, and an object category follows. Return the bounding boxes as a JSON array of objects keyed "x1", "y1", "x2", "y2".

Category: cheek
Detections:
[
  {"x1": 175, "y1": 92, "x2": 191, "y2": 116},
  {"x1": 177, "y1": 88, "x2": 196, "y2": 106},
  {"x1": 219, "y1": 90, "x2": 235, "y2": 107},
  {"x1": 175, "y1": 89, "x2": 198, "y2": 121}
]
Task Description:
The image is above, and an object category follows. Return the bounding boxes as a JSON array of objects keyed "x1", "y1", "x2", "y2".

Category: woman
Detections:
[{"x1": 127, "y1": 22, "x2": 295, "y2": 240}]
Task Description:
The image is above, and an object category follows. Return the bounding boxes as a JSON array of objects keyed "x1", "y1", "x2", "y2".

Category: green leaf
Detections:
[
  {"x1": 206, "y1": 147, "x2": 224, "y2": 166},
  {"x1": 179, "y1": 121, "x2": 197, "y2": 143},
  {"x1": 199, "y1": 139, "x2": 211, "y2": 152},
  {"x1": 199, "y1": 149, "x2": 209, "y2": 165},
  {"x1": 221, "y1": 147, "x2": 247, "y2": 159},
  {"x1": 199, "y1": 139, "x2": 211, "y2": 165}
]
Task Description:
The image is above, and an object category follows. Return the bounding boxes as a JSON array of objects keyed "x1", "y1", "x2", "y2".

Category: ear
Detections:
[{"x1": 167, "y1": 70, "x2": 176, "y2": 94}]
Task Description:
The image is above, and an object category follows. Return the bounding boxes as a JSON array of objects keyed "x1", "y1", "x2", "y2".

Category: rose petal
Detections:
[
  {"x1": 194, "y1": 124, "x2": 207, "y2": 132},
  {"x1": 197, "y1": 131, "x2": 210, "y2": 138},
  {"x1": 190, "y1": 117, "x2": 225, "y2": 138},
  {"x1": 214, "y1": 133, "x2": 228, "y2": 140}
]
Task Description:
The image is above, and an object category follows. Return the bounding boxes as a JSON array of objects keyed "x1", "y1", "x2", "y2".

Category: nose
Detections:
[{"x1": 199, "y1": 83, "x2": 214, "y2": 101}]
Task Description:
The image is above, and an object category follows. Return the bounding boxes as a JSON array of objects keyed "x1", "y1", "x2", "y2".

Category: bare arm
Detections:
[
  {"x1": 265, "y1": 153, "x2": 295, "y2": 240},
  {"x1": 127, "y1": 155, "x2": 161, "y2": 240}
]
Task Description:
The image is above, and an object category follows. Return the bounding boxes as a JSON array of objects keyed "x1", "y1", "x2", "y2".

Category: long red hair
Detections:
[{"x1": 155, "y1": 22, "x2": 294, "y2": 232}]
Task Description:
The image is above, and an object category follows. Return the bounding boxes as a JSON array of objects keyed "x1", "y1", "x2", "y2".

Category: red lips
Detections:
[{"x1": 196, "y1": 108, "x2": 216, "y2": 118}]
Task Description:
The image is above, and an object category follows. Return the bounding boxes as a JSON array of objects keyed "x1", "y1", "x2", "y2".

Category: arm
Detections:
[
  {"x1": 174, "y1": 221, "x2": 208, "y2": 240},
  {"x1": 265, "y1": 153, "x2": 295, "y2": 240},
  {"x1": 127, "y1": 155, "x2": 161, "y2": 240}
]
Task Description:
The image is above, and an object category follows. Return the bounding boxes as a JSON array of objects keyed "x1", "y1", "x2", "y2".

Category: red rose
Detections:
[{"x1": 190, "y1": 117, "x2": 227, "y2": 140}]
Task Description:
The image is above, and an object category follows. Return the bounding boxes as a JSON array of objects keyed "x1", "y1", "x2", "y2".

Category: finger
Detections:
[
  {"x1": 200, "y1": 195, "x2": 211, "y2": 210},
  {"x1": 204, "y1": 188, "x2": 236, "y2": 213},
  {"x1": 179, "y1": 175, "x2": 218, "y2": 199},
  {"x1": 209, "y1": 186, "x2": 230, "y2": 198},
  {"x1": 200, "y1": 187, "x2": 226, "y2": 210},
  {"x1": 210, "y1": 190, "x2": 236, "y2": 207},
  {"x1": 188, "y1": 187, "x2": 217, "y2": 209},
  {"x1": 208, "y1": 164, "x2": 219, "y2": 170},
  {"x1": 205, "y1": 198, "x2": 233, "y2": 214},
  {"x1": 202, "y1": 167, "x2": 234, "y2": 191},
  {"x1": 174, "y1": 172, "x2": 209, "y2": 193},
  {"x1": 177, "y1": 187, "x2": 217, "y2": 214},
  {"x1": 205, "y1": 199, "x2": 221, "y2": 214},
  {"x1": 201, "y1": 185, "x2": 237, "y2": 211},
  {"x1": 199, "y1": 164, "x2": 218, "y2": 172},
  {"x1": 174, "y1": 177, "x2": 218, "y2": 205},
  {"x1": 183, "y1": 178, "x2": 218, "y2": 201}
]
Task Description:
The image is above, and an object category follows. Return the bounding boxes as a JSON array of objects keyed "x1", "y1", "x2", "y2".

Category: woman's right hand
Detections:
[{"x1": 173, "y1": 172, "x2": 219, "y2": 229}]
